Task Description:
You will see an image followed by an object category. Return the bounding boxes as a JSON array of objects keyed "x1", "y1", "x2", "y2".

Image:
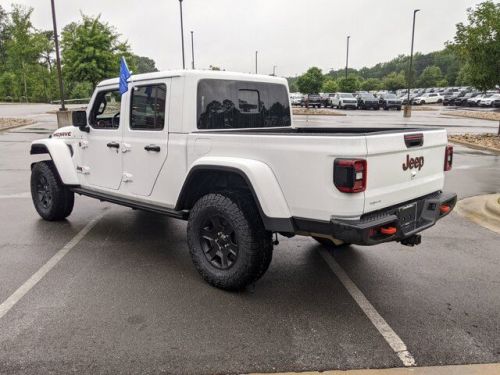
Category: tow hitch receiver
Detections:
[{"x1": 400, "y1": 234, "x2": 422, "y2": 247}]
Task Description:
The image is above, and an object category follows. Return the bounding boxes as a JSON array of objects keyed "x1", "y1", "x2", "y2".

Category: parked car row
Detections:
[
  {"x1": 293, "y1": 92, "x2": 402, "y2": 110},
  {"x1": 291, "y1": 88, "x2": 499, "y2": 109},
  {"x1": 442, "y1": 91, "x2": 500, "y2": 107},
  {"x1": 397, "y1": 87, "x2": 500, "y2": 107}
]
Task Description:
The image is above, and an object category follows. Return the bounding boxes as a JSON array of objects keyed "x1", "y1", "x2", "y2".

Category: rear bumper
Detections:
[{"x1": 294, "y1": 191, "x2": 457, "y2": 246}]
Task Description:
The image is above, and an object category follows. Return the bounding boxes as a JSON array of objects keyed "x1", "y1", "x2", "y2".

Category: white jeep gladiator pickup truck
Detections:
[{"x1": 30, "y1": 70, "x2": 456, "y2": 290}]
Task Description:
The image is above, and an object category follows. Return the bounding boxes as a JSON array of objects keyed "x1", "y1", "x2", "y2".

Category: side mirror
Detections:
[
  {"x1": 72, "y1": 110, "x2": 87, "y2": 127},
  {"x1": 72, "y1": 110, "x2": 89, "y2": 132}
]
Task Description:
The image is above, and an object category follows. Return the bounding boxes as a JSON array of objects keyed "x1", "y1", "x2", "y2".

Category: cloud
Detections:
[{"x1": 7, "y1": 0, "x2": 482, "y2": 76}]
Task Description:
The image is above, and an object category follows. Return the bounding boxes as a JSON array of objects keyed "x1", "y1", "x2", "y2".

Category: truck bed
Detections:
[{"x1": 182, "y1": 126, "x2": 448, "y2": 221}]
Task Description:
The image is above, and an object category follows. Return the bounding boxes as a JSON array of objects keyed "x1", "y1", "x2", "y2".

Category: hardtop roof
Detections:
[{"x1": 97, "y1": 69, "x2": 288, "y2": 88}]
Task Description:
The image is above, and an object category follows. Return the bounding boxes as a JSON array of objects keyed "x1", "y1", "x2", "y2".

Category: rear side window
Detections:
[
  {"x1": 130, "y1": 84, "x2": 166, "y2": 130},
  {"x1": 197, "y1": 79, "x2": 291, "y2": 129}
]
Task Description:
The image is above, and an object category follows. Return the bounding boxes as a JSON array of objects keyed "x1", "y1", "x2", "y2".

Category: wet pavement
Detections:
[{"x1": 0, "y1": 104, "x2": 499, "y2": 374}]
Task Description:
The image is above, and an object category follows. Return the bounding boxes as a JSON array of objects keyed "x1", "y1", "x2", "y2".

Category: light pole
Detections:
[
  {"x1": 345, "y1": 35, "x2": 350, "y2": 79},
  {"x1": 255, "y1": 51, "x2": 258, "y2": 74},
  {"x1": 404, "y1": 9, "x2": 420, "y2": 118},
  {"x1": 190, "y1": 30, "x2": 195, "y2": 69},
  {"x1": 50, "y1": 0, "x2": 65, "y2": 111},
  {"x1": 179, "y1": 0, "x2": 185, "y2": 69}
]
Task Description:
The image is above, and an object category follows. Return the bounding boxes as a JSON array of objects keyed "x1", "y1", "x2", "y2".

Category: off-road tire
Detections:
[
  {"x1": 312, "y1": 236, "x2": 351, "y2": 249},
  {"x1": 187, "y1": 192, "x2": 273, "y2": 291},
  {"x1": 31, "y1": 161, "x2": 74, "y2": 221}
]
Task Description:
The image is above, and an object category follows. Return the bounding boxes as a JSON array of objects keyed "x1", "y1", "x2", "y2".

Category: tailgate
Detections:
[{"x1": 364, "y1": 129, "x2": 447, "y2": 213}]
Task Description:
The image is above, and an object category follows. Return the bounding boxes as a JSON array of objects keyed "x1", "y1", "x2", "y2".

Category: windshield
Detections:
[
  {"x1": 360, "y1": 94, "x2": 376, "y2": 99},
  {"x1": 385, "y1": 94, "x2": 397, "y2": 99},
  {"x1": 339, "y1": 93, "x2": 354, "y2": 98}
]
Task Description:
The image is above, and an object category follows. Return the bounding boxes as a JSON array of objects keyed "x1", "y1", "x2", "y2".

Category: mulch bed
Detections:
[
  {"x1": 443, "y1": 110, "x2": 500, "y2": 121},
  {"x1": 0, "y1": 118, "x2": 35, "y2": 130},
  {"x1": 449, "y1": 133, "x2": 500, "y2": 152}
]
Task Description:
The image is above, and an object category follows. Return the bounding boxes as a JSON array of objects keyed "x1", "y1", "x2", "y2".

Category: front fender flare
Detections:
[{"x1": 30, "y1": 139, "x2": 79, "y2": 185}]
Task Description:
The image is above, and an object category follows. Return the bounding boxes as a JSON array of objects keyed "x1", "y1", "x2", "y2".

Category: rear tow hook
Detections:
[{"x1": 400, "y1": 234, "x2": 422, "y2": 247}]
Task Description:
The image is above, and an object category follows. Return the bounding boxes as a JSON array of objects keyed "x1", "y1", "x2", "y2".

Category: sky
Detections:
[{"x1": 5, "y1": 0, "x2": 484, "y2": 77}]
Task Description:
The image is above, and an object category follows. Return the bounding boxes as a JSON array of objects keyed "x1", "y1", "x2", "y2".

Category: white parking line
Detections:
[
  {"x1": 0, "y1": 210, "x2": 107, "y2": 320},
  {"x1": 318, "y1": 248, "x2": 416, "y2": 367}
]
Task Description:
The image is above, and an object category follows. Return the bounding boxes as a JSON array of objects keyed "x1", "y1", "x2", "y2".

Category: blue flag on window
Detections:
[{"x1": 119, "y1": 57, "x2": 131, "y2": 95}]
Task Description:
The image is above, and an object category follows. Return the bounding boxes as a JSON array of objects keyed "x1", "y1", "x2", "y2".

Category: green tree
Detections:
[
  {"x1": 322, "y1": 78, "x2": 338, "y2": 93},
  {"x1": 451, "y1": 1, "x2": 500, "y2": 91},
  {"x1": 131, "y1": 55, "x2": 158, "y2": 74},
  {"x1": 70, "y1": 81, "x2": 93, "y2": 99},
  {"x1": 338, "y1": 75, "x2": 360, "y2": 93},
  {"x1": 296, "y1": 67, "x2": 324, "y2": 94},
  {"x1": 61, "y1": 14, "x2": 134, "y2": 90},
  {"x1": 0, "y1": 5, "x2": 9, "y2": 71},
  {"x1": 417, "y1": 66, "x2": 443, "y2": 88},
  {"x1": 383, "y1": 71, "x2": 406, "y2": 91},
  {"x1": 455, "y1": 65, "x2": 472, "y2": 86},
  {"x1": 436, "y1": 78, "x2": 448, "y2": 87},
  {"x1": 361, "y1": 78, "x2": 382, "y2": 91},
  {"x1": 0, "y1": 72, "x2": 18, "y2": 100},
  {"x1": 4, "y1": 5, "x2": 52, "y2": 102},
  {"x1": 288, "y1": 79, "x2": 299, "y2": 93}
]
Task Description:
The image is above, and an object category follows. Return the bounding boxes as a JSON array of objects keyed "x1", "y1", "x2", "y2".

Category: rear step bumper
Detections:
[{"x1": 295, "y1": 191, "x2": 457, "y2": 246}]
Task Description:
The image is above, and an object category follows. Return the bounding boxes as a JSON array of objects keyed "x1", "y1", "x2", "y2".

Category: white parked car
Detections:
[
  {"x1": 289, "y1": 93, "x2": 303, "y2": 106},
  {"x1": 29, "y1": 70, "x2": 456, "y2": 290},
  {"x1": 467, "y1": 94, "x2": 488, "y2": 107},
  {"x1": 412, "y1": 93, "x2": 444, "y2": 105},
  {"x1": 330, "y1": 92, "x2": 358, "y2": 109},
  {"x1": 478, "y1": 93, "x2": 499, "y2": 107}
]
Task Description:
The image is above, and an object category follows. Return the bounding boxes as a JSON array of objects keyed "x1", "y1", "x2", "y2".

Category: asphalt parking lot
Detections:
[{"x1": 0, "y1": 104, "x2": 499, "y2": 374}]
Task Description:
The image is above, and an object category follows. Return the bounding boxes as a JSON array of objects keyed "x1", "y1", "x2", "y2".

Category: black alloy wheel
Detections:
[
  {"x1": 200, "y1": 215, "x2": 238, "y2": 270},
  {"x1": 36, "y1": 174, "x2": 52, "y2": 209}
]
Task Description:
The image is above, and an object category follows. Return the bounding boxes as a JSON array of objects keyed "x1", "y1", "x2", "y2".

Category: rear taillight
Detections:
[
  {"x1": 444, "y1": 145, "x2": 453, "y2": 171},
  {"x1": 334, "y1": 159, "x2": 367, "y2": 193}
]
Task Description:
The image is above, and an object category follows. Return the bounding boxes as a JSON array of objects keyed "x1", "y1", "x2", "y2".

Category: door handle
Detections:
[
  {"x1": 144, "y1": 144, "x2": 161, "y2": 152},
  {"x1": 107, "y1": 142, "x2": 120, "y2": 149}
]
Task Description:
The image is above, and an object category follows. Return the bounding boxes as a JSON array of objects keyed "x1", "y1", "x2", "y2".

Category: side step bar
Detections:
[{"x1": 71, "y1": 187, "x2": 189, "y2": 220}]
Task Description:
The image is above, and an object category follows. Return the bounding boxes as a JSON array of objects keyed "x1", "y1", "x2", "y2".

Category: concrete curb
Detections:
[
  {"x1": 449, "y1": 139, "x2": 500, "y2": 155},
  {"x1": 249, "y1": 363, "x2": 500, "y2": 375},
  {"x1": 293, "y1": 111, "x2": 347, "y2": 117},
  {"x1": 455, "y1": 194, "x2": 500, "y2": 234}
]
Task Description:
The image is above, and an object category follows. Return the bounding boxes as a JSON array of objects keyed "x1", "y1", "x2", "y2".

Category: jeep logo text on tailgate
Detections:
[{"x1": 402, "y1": 155, "x2": 424, "y2": 171}]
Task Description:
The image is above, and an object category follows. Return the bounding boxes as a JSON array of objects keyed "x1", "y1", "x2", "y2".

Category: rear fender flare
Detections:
[{"x1": 179, "y1": 157, "x2": 293, "y2": 232}]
